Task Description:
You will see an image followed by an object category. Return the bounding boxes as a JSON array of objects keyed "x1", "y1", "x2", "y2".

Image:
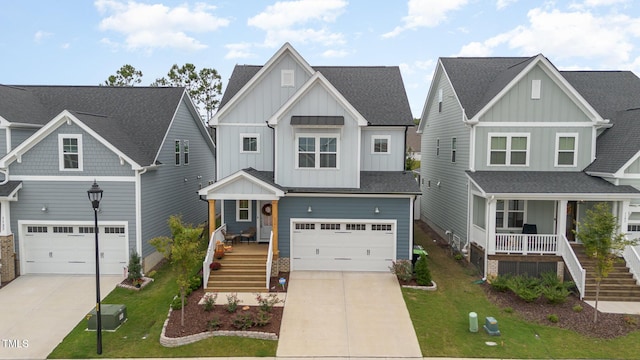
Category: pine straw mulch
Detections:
[{"x1": 164, "y1": 272, "x2": 288, "y2": 339}]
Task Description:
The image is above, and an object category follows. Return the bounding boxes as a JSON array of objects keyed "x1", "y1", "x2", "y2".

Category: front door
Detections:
[
  {"x1": 259, "y1": 201, "x2": 273, "y2": 241},
  {"x1": 565, "y1": 201, "x2": 577, "y2": 241}
]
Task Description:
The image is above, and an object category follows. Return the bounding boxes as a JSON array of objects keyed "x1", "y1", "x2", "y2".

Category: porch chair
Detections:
[
  {"x1": 221, "y1": 229, "x2": 240, "y2": 245},
  {"x1": 240, "y1": 227, "x2": 256, "y2": 244},
  {"x1": 522, "y1": 224, "x2": 538, "y2": 252}
]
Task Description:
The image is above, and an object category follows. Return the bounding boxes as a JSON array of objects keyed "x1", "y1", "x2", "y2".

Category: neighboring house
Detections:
[
  {"x1": 0, "y1": 85, "x2": 215, "y2": 282},
  {"x1": 406, "y1": 125, "x2": 421, "y2": 161},
  {"x1": 417, "y1": 55, "x2": 640, "y2": 296},
  {"x1": 199, "y1": 43, "x2": 418, "y2": 278}
]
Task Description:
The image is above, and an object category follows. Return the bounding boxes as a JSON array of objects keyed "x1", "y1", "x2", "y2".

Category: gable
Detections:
[{"x1": 198, "y1": 169, "x2": 284, "y2": 200}]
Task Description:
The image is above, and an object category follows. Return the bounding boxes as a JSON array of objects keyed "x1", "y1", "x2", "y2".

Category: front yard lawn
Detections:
[
  {"x1": 48, "y1": 262, "x2": 277, "y2": 359},
  {"x1": 407, "y1": 222, "x2": 640, "y2": 359}
]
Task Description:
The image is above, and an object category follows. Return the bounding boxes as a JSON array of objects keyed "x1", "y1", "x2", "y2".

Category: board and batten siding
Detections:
[
  {"x1": 480, "y1": 65, "x2": 593, "y2": 123},
  {"x1": 140, "y1": 100, "x2": 214, "y2": 257},
  {"x1": 361, "y1": 128, "x2": 405, "y2": 171},
  {"x1": 10, "y1": 180, "x2": 136, "y2": 258},
  {"x1": 420, "y1": 68, "x2": 470, "y2": 245},
  {"x1": 9, "y1": 122, "x2": 135, "y2": 177},
  {"x1": 276, "y1": 196, "x2": 412, "y2": 260},
  {"x1": 217, "y1": 125, "x2": 273, "y2": 179},
  {"x1": 275, "y1": 84, "x2": 359, "y2": 188},
  {"x1": 473, "y1": 126, "x2": 593, "y2": 171},
  {"x1": 218, "y1": 54, "x2": 312, "y2": 125}
]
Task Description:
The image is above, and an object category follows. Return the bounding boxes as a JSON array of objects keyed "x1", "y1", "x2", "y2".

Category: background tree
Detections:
[
  {"x1": 150, "y1": 215, "x2": 205, "y2": 326},
  {"x1": 574, "y1": 202, "x2": 638, "y2": 322},
  {"x1": 102, "y1": 64, "x2": 143, "y2": 86},
  {"x1": 152, "y1": 63, "x2": 222, "y2": 121}
]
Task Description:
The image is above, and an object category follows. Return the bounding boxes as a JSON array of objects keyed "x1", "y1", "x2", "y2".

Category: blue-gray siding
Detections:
[
  {"x1": 11, "y1": 128, "x2": 37, "y2": 151},
  {"x1": 222, "y1": 200, "x2": 257, "y2": 235}
]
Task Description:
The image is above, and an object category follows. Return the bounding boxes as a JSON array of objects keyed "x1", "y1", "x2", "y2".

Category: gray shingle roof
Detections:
[
  {"x1": 585, "y1": 109, "x2": 640, "y2": 173},
  {"x1": 242, "y1": 168, "x2": 420, "y2": 195},
  {"x1": 220, "y1": 65, "x2": 414, "y2": 126},
  {"x1": 0, "y1": 85, "x2": 189, "y2": 166},
  {"x1": 0, "y1": 181, "x2": 22, "y2": 197},
  {"x1": 466, "y1": 171, "x2": 639, "y2": 195}
]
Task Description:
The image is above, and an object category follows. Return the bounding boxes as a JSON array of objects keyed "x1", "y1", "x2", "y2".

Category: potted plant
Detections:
[{"x1": 210, "y1": 261, "x2": 222, "y2": 271}]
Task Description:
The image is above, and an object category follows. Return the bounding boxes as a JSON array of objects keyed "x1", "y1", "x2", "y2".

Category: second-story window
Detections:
[
  {"x1": 488, "y1": 133, "x2": 529, "y2": 166},
  {"x1": 59, "y1": 134, "x2": 83, "y2": 171},
  {"x1": 175, "y1": 140, "x2": 181, "y2": 165},
  {"x1": 372, "y1": 135, "x2": 390, "y2": 154},
  {"x1": 297, "y1": 135, "x2": 338, "y2": 169},
  {"x1": 451, "y1": 137, "x2": 457, "y2": 163},
  {"x1": 241, "y1": 134, "x2": 259, "y2": 153},
  {"x1": 555, "y1": 133, "x2": 578, "y2": 167},
  {"x1": 183, "y1": 140, "x2": 190, "y2": 165}
]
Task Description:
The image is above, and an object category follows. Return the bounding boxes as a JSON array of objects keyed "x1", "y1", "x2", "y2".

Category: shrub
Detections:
[
  {"x1": 231, "y1": 313, "x2": 254, "y2": 330},
  {"x1": 572, "y1": 304, "x2": 583, "y2": 313},
  {"x1": 414, "y1": 253, "x2": 432, "y2": 286},
  {"x1": 389, "y1": 260, "x2": 413, "y2": 282},
  {"x1": 624, "y1": 315, "x2": 638, "y2": 326},
  {"x1": 189, "y1": 274, "x2": 202, "y2": 292},
  {"x1": 255, "y1": 293, "x2": 282, "y2": 312},
  {"x1": 147, "y1": 270, "x2": 157, "y2": 278},
  {"x1": 127, "y1": 250, "x2": 143, "y2": 282},
  {"x1": 547, "y1": 314, "x2": 559, "y2": 323},
  {"x1": 225, "y1": 293, "x2": 241, "y2": 313},
  {"x1": 454, "y1": 253, "x2": 464, "y2": 260},
  {"x1": 489, "y1": 274, "x2": 512, "y2": 292},
  {"x1": 170, "y1": 295, "x2": 183, "y2": 310},
  {"x1": 207, "y1": 315, "x2": 221, "y2": 331},
  {"x1": 541, "y1": 285, "x2": 570, "y2": 304},
  {"x1": 254, "y1": 310, "x2": 272, "y2": 327},
  {"x1": 507, "y1": 274, "x2": 541, "y2": 302},
  {"x1": 503, "y1": 307, "x2": 513, "y2": 313},
  {"x1": 203, "y1": 293, "x2": 217, "y2": 312}
]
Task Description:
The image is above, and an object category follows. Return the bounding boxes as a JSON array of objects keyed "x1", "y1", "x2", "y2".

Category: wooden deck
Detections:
[{"x1": 223, "y1": 241, "x2": 269, "y2": 255}]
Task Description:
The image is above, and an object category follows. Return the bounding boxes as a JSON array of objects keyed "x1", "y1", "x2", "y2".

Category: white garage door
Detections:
[
  {"x1": 291, "y1": 220, "x2": 396, "y2": 271},
  {"x1": 21, "y1": 223, "x2": 128, "y2": 275}
]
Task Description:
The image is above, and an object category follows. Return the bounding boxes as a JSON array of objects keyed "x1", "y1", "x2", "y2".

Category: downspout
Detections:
[{"x1": 135, "y1": 167, "x2": 148, "y2": 262}]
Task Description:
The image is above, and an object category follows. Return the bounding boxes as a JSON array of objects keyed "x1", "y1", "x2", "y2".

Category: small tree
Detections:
[
  {"x1": 127, "y1": 250, "x2": 142, "y2": 282},
  {"x1": 150, "y1": 215, "x2": 205, "y2": 326},
  {"x1": 414, "y1": 253, "x2": 432, "y2": 286},
  {"x1": 574, "y1": 202, "x2": 638, "y2": 322},
  {"x1": 102, "y1": 64, "x2": 143, "y2": 86}
]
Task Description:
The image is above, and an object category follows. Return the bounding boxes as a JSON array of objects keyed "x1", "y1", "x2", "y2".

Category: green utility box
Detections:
[{"x1": 87, "y1": 304, "x2": 127, "y2": 331}]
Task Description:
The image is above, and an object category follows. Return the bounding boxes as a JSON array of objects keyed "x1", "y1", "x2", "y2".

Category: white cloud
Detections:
[
  {"x1": 61, "y1": 43, "x2": 70, "y2": 49},
  {"x1": 322, "y1": 49, "x2": 349, "y2": 58},
  {"x1": 224, "y1": 43, "x2": 255, "y2": 59},
  {"x1": 582, "y1": 0, "x2": 629, "y2": 6},
  {"x1": 34, "y1": 30, "x2": 52, "y2": 43},
  {"x1": 94, "y1": 0, "x2": 230, "y2": 51},
  {"x1": 496, "y1": 0, "x2": 518, "y2": 10},
  {"x1": 383, "y1": 0, "x2": 469, "y2": 38}
]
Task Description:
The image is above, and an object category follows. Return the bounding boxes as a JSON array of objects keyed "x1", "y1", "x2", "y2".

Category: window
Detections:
[
  {"x1": 346, "y1": 223, "x2": 366, "y2": 231},
  {"x1": 241, "y1": 134, "x2": 259, "y2": 153},
  {"x1": 79, "y1": 227, "x2": 95, "y2": 234},
  {"x1": 531, "y1": 79, "x2": 541, "y2": 99},
  {"x1": 496, "y1": 200, "x2": 525, "y2": 229},
  {"x1": 295, "y1": 223, "x2": 315, "y2": 230},
  {"x1": 53, "y1": 226, "x2": 73, "y2": 233},
  {"x1": 372, "y1": 135, "x2": 390, "y2": 154},
  {"x1": 281, "y1": 69, "x2": 294, "y2": 87},
  {"x1": 437, "y1": 89, "x2": 443, "y2": 112},
  {"x1": 236, "y1": 200, "x2": 251, "y2": 222},
  {"x1": 628, "y1": 224, "x2": 640, "y2": 232},
  {"x1": 451, "y1": 137, "x2": 457, "y2": 163},
  {"x1": 436, "y1": 138, "x2": 440, "y2": 156},
  {"x1": 555, "y1": 133, "x2": 578, "y2": 167},
  {"x1": 488, "y1": 133, "x2": 529, "y2": 166},
  {"x1": 320, "y1": 223, "x2": 341, "y2": 230},
  {"x1": 27, "y1": 226, "x2": 48, "y2": 233},
  {"x1": 183, "y1": 140, "x2": 189, "y2": 165},
  {"x1": 104, "y1": 227, "x2": 125, "y2": 234},
  {"x1": 59, "y1": 134, "x2": 83, "y2": 171},
  {"x1": 296, "y1": 135, "x2": 338, "y2": 169},
  {"x1": 372, "y1": 224, "x2": 392, "y2": 231},
  {"x1": 175, "y1": 140, "x2": 181, "y2": 166}
]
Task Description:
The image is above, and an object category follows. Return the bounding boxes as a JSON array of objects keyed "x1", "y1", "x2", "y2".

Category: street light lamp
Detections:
[{"x1": 87, "y1": 180, "x2": 103, "y2": 355}]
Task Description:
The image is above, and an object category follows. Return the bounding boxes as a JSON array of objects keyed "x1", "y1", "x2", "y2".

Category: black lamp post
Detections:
[{"x1": 87, "y1": 180, "x2": 103, "y2": 355}]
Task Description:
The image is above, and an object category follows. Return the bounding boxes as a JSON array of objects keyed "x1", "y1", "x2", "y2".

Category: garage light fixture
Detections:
[
  {"x1": 307, "y1": 206, "x2": 312, "y2": 213},
  {"x1": 374, "y1": 207, "x2": 380, "y2": 214},
  {"x1": 41, "y1": 205, "x2": 48, "y2": 212}
]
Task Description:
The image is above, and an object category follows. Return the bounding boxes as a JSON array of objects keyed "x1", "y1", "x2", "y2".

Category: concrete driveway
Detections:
[
  {"x1": 277, "y1": 271, "x2": 422, "y2": 358},
  {"x1": 0, "y1": 274, "x2": 122, "y2": 360}
]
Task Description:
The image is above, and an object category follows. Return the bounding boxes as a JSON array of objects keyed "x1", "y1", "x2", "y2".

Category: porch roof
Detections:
[
  {"x1": 466, "y1": 171, "x2": 640, "y2": 199},
  {"x1": 0, "y1": 181, "x2": 22, "y2": 199},
  {"x1": 198, "y1": 168, "x2": 285, "y2": 200}
]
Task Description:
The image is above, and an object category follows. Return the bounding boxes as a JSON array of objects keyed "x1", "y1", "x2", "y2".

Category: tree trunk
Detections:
[{"x1": 594, "y1": 280, "x2": 600, "y2": 323}]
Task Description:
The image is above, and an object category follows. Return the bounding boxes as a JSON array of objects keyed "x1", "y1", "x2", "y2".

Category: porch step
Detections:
[{"x1": 206, "y1": 246, "x2": 268, "y2": 292}]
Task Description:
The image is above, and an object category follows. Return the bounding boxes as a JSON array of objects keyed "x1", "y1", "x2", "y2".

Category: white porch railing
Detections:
[
  {"x1": 623, "y1": 245, "x2": 640, "y2": 285},
  {"x1": 202, "y1": 223, "x2": 227, "y2": 289},
  {"x1": 558, "y1": 233, "x2": 586, "y2": 299},
  {"x1": 495, "y1": 234, "x2": 558, "y2": 254},
  {"x1": 266, "y1": 230, "x2": 274, "y2": 290}
]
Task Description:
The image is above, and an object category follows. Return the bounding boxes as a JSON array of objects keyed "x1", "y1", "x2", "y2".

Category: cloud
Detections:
[
  {"x1": 496, "y1": 0, "x2": 518, "y2": 10},
  {"x1": 322, "y1": 49, "x2": 349, "y2": 58},
  {"x1": 224, "y1": 43, "x2": 255, "y2": 59},
  {"x1": 95, "y1": 0, "x2": 230, "y2": 51},
  {"x1": 34, "y1": 30, "x2": 52, "y2": 43},
  {"x1": 383, "y1": 0, "x2": 469, "y2": 38}
]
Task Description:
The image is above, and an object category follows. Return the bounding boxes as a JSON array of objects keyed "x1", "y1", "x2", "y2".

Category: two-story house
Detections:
[
  {"x1": 199, "y1": 43, "x2": 419, "y2": 285},
  {"x1": 0, "y1": 85, "x2": 215, "y2": 283},
  {"x1": 418, "y1": 55, "x2": 640, "y2": 299}
]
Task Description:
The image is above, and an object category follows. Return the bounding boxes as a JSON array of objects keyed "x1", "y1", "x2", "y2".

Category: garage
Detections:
[
  {"x1": 20, "y1": 222, "x2": 129, "y2": 275},
  {"x1": 291, "y1": 219, "x2": 396, "y2": 271}
]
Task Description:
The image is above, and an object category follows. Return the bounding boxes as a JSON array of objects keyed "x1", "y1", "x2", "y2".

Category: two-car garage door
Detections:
[
  {"x1": 21, "y1": 223, "x2": 128, "y2": 275},
  {"x1": 291, "y1": 220, "x2": 396, "y2": 271}
]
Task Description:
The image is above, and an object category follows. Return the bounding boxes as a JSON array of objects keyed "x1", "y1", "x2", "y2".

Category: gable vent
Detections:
[
  {"x1": 281, "y1": 69, "x2": 294, "y2": 87},
  {"x1": 531, "y1": 79, "x2": 541, "y2": 100}
]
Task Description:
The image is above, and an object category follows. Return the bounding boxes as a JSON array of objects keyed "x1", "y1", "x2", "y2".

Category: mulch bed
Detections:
[{"x1": 164, "y1": 273, "x2": 288, "y2": 339}]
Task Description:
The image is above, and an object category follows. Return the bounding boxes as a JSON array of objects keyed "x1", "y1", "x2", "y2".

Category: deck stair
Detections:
[
  {"x1": 570, "y1": 243, "x2": 640, "y2": 301},
  {"x1": 206, "y1": 243, "x2": 268, "y2": 293}
]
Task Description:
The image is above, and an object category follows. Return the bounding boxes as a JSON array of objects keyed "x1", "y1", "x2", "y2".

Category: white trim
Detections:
[
  {"x1": 183, "y1": 139, "x2": 190, "y2": 165},
  {"x1": 5, "y1": 127, "x2": 11, "y2": 154},
  {"x1": 418, "y1": 60, "x2": 466, "y2": 133},
  {"x1": 554, "y1": 132, "x2": 579, "y2": 167},
  {"x1": 198, "y1": 169, "x2": 285, "y2": 198},
  {"x1": 240, "y1": 133, "x2": 260, "y2": 154},
  {"x1": 371, "y1": 135, "x2": 391, "y2": 154},
  {"x1": 487, "y1": 132, "x2": 530, "y2": 167},
  {"x1": 356, "y1": 126, "x2": 361, "y2": 188},
  {"x1": 10, "y1": 175, "x2": 135, "y2": 182},
  {"x1": 474, "y1": 121, "x2": 594, "y2": 128},
  {"x1": 236, "y1": 199, "x2": 252, "y2": 222},
  {"x1": 217, "y1": 123, "x2": 270, "y2": 127},
  {"x1": 495, "y1": 199, "x2": 527, "y2": 231},
  {"x1": 58, "y1": 134, "x2": 83, "y2": 171},
  {"x1": 215, "y1": 129, "x2": 221, "y2": 181},
  {"x1": 469, "y1": 126, "x2": 476, "y2": 171},
  {"x1": 616, "y1": 149, "x2": 640, "y2": 178},
  {"x1": 174, "y1": 139, "x2": 181, "y2": 166},
  {"x1": 409, "y1": 196, "x2": 415, "y2": 260},
  {"x1": 281, "y1": 69, "x2": 295, "y2": 87},
  {"x1": 135, "y1": 168, "x2": 144, "y2": 259},
  {"x1": 274, "y1": 127, "x2": 279, "y2": 184},
  {"x1": 294, "y1": 133, "x2": 340, "y2": 170},
  {"x1": 451, "y1": 137, "x2": 457, "y2": 163},
  {"x1": 285, "y1": 192, "x2": 416, "y2": 199}
]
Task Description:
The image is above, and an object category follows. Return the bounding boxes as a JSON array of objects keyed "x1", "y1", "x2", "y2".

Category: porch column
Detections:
[
  {"x1": 556, "y1": 200, "x2": 567, "y2": 242},
  {"x1": 272, "y1": 200, "x2": 279, "y2": 256},
  {"x1": 208, "y1": 199, "x2": 216, "y2": 239},
  {"x1": 620, "y1": 201, "x2": 630, "y2": 236},
  {"x1": 0, "y1": 201, "x2": 10, "y2": 236},
  {"x1": 486, "y1": 198, "x2": 497, "y2": 255}
]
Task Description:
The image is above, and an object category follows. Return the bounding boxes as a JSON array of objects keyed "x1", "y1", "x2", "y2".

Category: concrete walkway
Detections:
[
  {"x1": 0, "y1": 274, "x2": 122, "y2": 360},
  {"x1": 276, "y1": 271, "x2": 422, "y2": 358}
]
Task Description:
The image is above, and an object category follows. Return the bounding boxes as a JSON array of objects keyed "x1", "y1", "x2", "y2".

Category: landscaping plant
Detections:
[
  {"x1": 226, "y1": 293, "x2": 241, "y2": 313},
  {"x1": 389, "y1": 259, "x2": 413, "y2": 282},
  {"x1": 127, "y1": 250, "x2": 143, "y2": 283},
  {"x1": 414, "y1": 253, "x2": 432, "y2": 286},
  {"x1": 255, "y1": 293, "x2": 282, "y2": 312},
  {"x1": 203, "y1": 293, "x2": 217, "y2": 312}
]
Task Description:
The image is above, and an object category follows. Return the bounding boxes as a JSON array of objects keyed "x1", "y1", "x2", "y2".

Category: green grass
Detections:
[
  {"x1": 48, "y1": 262, "x2": 276, "y2": 358},
  {"x1": 406, "y1": 225, "x2": 640, "y2": 359}
]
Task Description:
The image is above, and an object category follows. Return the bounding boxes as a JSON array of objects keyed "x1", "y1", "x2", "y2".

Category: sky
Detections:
[{"x1": 2, "y1": 0, "x2": 640, "y2": 118}]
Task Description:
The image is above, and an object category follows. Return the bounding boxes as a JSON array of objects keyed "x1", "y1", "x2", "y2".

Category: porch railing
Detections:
[
  {"x1": 265, "y1": 230, "x2": 274, "y2": 290},
  {"x1": 471, "y1": 225, "x2": 487, "y2": 250},
  {"x1": 557, "y1": 233, "x2": 586, "y2": 299},
  {"x1": 623, "y1": 245, "x2": 640, "y2": 285},
  {"x1": 495, "y1": 234, "x2": 558, "y2": 254},
  {"x1": 202, "y1": 223, "x2": 227, "y2": 289}
]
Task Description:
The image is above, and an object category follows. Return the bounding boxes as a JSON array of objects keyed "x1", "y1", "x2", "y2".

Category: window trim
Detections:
[
  {"x1": 281, "y1": 69, "x2": 295, "y2": 87},
  {"x1": 495, "y1": 199, "x2": 527, "y2": 230},
  {"x1": 58, "y1": 134, "x2": 83, "y2": 171},
  {"x1": 371, "y1": 135, "x2": 391, "y2": 154},
  {"x1": 175, "y1": 140, "x2": 181, "y2": 166},
  {"x1": 183, "y1": 140, "x2": 190, "y2": 165},
  {"x1": 451, "y1": 137, "x2": 457, "y2": 163},
  {"x1": 554, "y1": 133, "x2": 578, "y2": 167},
  {"x1": 487, "y1": 133, "x2": 530, "y2": 167},
  {"x1": 236, "y1": 200, "x2": 251, "y2": 222},
  {"x1": 295, "y1": 134, "x2": 340, "y2": 169},
  {"x1": 240, "y1": 133, "x2": 260, "y2": 154}
]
